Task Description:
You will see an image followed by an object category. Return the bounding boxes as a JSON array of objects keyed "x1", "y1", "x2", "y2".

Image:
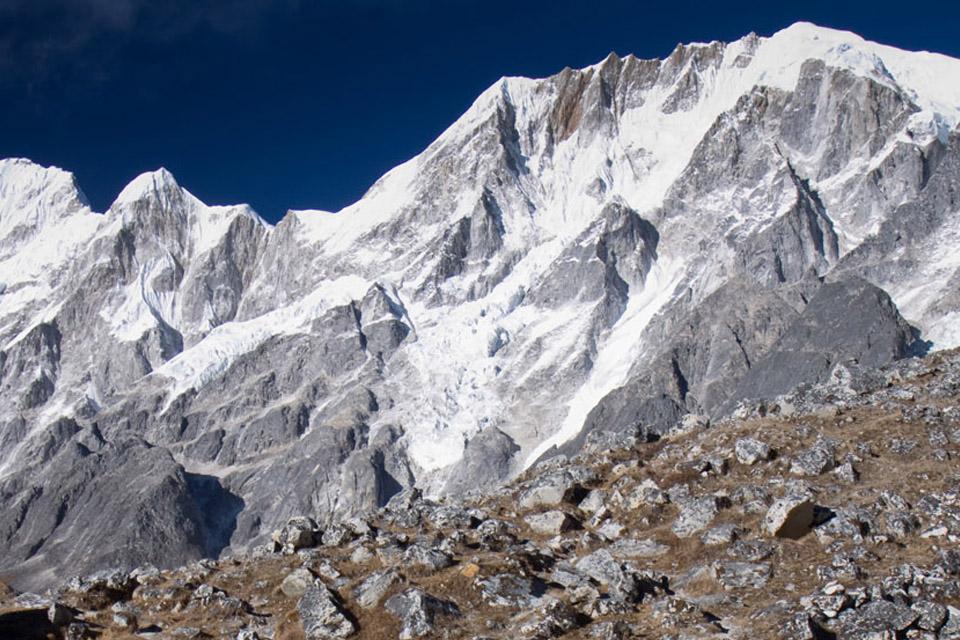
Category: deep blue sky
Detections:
[{"x1": 3, "y1": 0, "x2": 959, "y2": 223}]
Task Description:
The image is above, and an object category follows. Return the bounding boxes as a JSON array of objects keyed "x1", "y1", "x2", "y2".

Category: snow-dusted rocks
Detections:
[{"x1": 3, "y1": 21, "x2": 960, "y2": 588}]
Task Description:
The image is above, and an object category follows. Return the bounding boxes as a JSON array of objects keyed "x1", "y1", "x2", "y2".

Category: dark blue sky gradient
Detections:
[{"x1": 3, "y1": 0, "x2": 959, "y2": 222}]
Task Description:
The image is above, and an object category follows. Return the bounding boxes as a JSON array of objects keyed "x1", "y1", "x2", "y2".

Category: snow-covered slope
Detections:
[{"x1": 1, "y1": 22, "x2": 959, "y2": 588}]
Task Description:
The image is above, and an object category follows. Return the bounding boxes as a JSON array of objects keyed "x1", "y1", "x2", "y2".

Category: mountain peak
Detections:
[
  {"x1": 772, "y1": 20, "x2": 866, "y2": 43},
  {"x1": 111, "y1": 167, "x2": 183, "y2": 209},
  {"x1": 0, "y1": 157, "x2": 92, "y2": 242}
]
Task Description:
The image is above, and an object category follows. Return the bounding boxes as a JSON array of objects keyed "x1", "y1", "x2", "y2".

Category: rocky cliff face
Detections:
[{"x1": 1, "y1": 22, "x2": 959, "y2": 588}]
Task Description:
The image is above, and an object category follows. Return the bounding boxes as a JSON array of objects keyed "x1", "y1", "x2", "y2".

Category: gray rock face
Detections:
[
  {"x1": 444, "y1": 428, "x2": 519, "y2": 495},
  {"x1": 732, "y1": 279, "x2": 922, "y2": 404},
  {"x1": 1, "y1": 23, "x2": 959, "y2": 590}
]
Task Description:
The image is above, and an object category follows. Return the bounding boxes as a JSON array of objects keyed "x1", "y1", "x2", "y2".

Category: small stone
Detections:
[
  {"x1": 350, "y1": 545, "x2": 374, "y2": 564},
  {"x1": 460, "y1": 563, "x2": 480, "y2": 578},
  {"x1": 596, "y1": 520, "x2": 625, "y2": 541},
  {"x1": 574, "y1": 549, "x2": 648, "y2": 603},
  {"x1": 727, "y1": 539, "x2": 775, "y2": 562},
  {"x1": 609, "y1": 538, "x2": 669, "y2": 558},
  {"x1": 841, "y1": 599, "x2": 918, "y2": 634},
  {"x1": 882, "y1": 511, "x2": 920, "y2": 538},
  {"x1": 679, "y1": 414, "x2": 710, "y2": 432},
  {"x1": 518, "y1": 473, "x2": 580, "y2": 509},
  {"x1": 578, "y1": 490, "x2": 606, "y2": 514},
  {"x1": 888, "y1": 438, "x2": 918, "y2": 455},
  {"x1": 589, "y1": 620, "x2": 633, "y2": 639},
  {"x1": 626, "y1": 479, "x2": 669, "y2": 508},
  {"x1": 322, "y1": 524, "x2": 355, "y2": 548}
]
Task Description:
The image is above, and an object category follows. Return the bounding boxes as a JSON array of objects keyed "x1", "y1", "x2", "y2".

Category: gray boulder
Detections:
[
  {"x1": 525, "y1": 511, "x2": 579, "y2": 536},
  {"x1": 478, "y1": 574, "x2": 545, "y2": 607},
  {"x1": 713, "y1": 561, "x2": 772, "y2": 590},
  {"x1": 764, "y1": 494, "x2": 814, "y2": 539},
  {"x1": 735, "y1": 437, "x2": 773, "y2": 465},
  {"x1": 281, "y1": 567, "x2": 316, "y2": 598},
  {"x1": 384, "y1": 588, "x2": 460, "y2": 640},
  {"x1": 297, "y1": 582, "x2": 356, "y2": 639},
  {"x1": 353, "y1": 569, "x2": 402, "y2": 609},
  {"x1": 672, "y1": 496, "x2": 721, "y2": 538}
]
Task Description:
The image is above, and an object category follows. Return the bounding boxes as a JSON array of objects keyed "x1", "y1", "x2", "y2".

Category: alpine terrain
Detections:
[{"x1": 1, "y1": 21, "x2": 959, "y2": 609}]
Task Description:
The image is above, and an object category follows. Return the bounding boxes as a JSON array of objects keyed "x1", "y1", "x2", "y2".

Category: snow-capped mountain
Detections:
[{"x1": 2, "y1": 22, "x2": 959, "y2": 588}]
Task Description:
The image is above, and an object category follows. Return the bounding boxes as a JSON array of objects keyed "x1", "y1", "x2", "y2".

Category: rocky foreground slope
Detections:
[{"x1": 3, "y1": 349, "x2": 960, "y2": 639}]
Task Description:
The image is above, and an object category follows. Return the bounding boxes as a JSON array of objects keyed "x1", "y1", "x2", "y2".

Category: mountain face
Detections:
[{"x1": 1, "y1": 22, "x2": 959, "y2": 589}]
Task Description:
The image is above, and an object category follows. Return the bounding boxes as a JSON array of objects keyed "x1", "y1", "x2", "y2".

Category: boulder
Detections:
[
  {"x1": 272, "y1": 517, "x2": 320, "y2": 554},
  {"x1": 401, "y1": 545, "x2": 454, "y2": 571},
  {"x1": 609, "y1": 538, "x2": 669, "y2": 559},
  {"x1": 790, "y1": 441, "x2": 836, "y2": 476},
  {"x1": 518, "y1": 473, "x2": 583, "y2": 509},
  {"x1": 353, "y1": 569, "x2": 402, "y2": 609},
  {"x1": 837, "y1": 599, "x2": 918, "y2": 634},
  {"x1": 702, "y1": 524, "x2": 743, "y2": 546},
  {"x1": 478, "y1": 574, "x2": 545, "y2": 607},
  {"x1": 672, "y1": 496, "x2": 720, "y2": 538},
  {"x1": 297, "y1": 582, "x2": 356, "y2": 639},
  {"x1": 713, "y1": 561, "x2": 771, "y2": 590},
  {"x1": 281, "y1": 568, "x2": 316, "y2": 598},
  {"x1": 384, "y1": 588, "x2": 460, "y2": 640},
  {"x1": 912, "y1": 601, "x2": 948, "y2": 632},
  {"x1": 764, "y1": 495, "x2": 814, "y2": 539},
  {"x1": 525, "y1": 511, "x2": 579, "y2": 536},
  {"x1": 734, "y1": 437, "x2": 773, "y2": 465}
]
